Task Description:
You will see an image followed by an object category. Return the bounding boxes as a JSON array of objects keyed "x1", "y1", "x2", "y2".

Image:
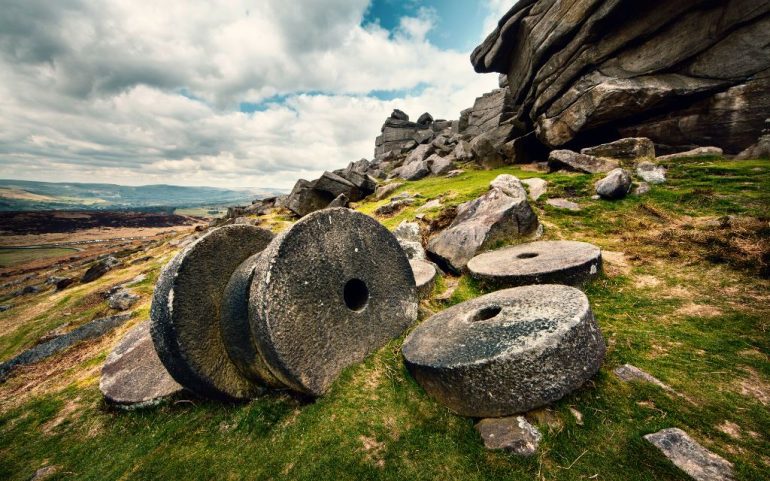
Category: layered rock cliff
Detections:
[{"x1": 471, "y1": 0, "x2": 770, "y2": 155}]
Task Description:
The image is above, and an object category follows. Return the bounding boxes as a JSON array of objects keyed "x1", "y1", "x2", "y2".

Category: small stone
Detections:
[
  {"x1": 82, "y1": 256, "x2": 120, "y2": 283},
  {"x1": 636, "y1": 161, "x2": 666, "y2": 184},
  {"x1": 417, "y1": 112, "x2": 434, "y2": 126},
  {"x1": 656, "y1": 147, "x2": 723, "y2": 161},
  {"x1": 29, "y1": 466, "x2": 59, "y2": 481},
  {"x1": 595, "y1": 168, "x2": 632, "y2": 199},
  {"x1": 467, "y1": 240, "x2": 602, "y2": 288},
  {"x1": 614, "y1": 364, "x2": 673, "y2": 392},
  {"x1": 108, "y1": 288, "x2": 140, "y2": 311},
  {"x1": 327, "y1": 193, "x2": 349, "y2": 208},
  {"x1": 548, "y1": 149, "x2": 619, "y2": 174},
  {"x1": 410, "y1": 259, "x2": 437, "y2": 299},
  {"x1": 375, "y1": 182, "x2": 403, "y2": 200},
  {"x1": 100, "y1": 321, "x2": 184, "y2": 409},
  {"x1": 546, "y1": 198, "x2": 581, "y2": 211},
  {"x1": 446, "y1": 169, "x2": 464, "y2": 178},
  {"x1": 55, "y1": 277, "x2": 76, "y2": 291},
  {"x1": 632, "y1": 182, "x2": 651, "y2": 196},
  {"x1": 0, "y1": 305, "x2": 10, "y2": 312},
  {"x1": 402, "y1": 285, "x2": 606, "y2": 417},
  {"x1": 374, "y1": 198, "x2": 414, "y2": 216},
  {"x1": 521, "y1": 178, "x2": 547, "y2": 200},
  {"x1": 569, "y1": 407, "x2": 584, "y2": 425},
  {"x1": 644, "y1": 428, "x2": 735, "y2": 481},
  {"x1": 476, "y1": 416, "x2": 542, "y2": 455},
  {"x1": 393, "y1": 221, "x2": 426, "y2": 260},
  {"x1": 416, "y1": 199, "x2": 442, "y2": 212}
]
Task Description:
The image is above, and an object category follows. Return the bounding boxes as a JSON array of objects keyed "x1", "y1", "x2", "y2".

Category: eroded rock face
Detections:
[
  {"x1": 471, "y1": 0, "x2": 770, "y2": 155},
  {"x1": 375, "y1": 109, "x2": 434, "y2": 159},
  {"x1": 402, "y1": 285, "x2": 606, "y2": 417},
  {"x1": 581, "y1": 138, "x2": 655, "y2": 163},
  {"x1": 427, "y1": 175, "x2": 539, "y2": 273},
  {"x1": 548, "y1": 150, "x2": 618, "y2": 174}
]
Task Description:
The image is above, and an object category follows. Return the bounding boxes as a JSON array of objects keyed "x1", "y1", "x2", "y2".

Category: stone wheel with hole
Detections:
[
  {"x1": 249, "y1": 208, "x2": 419, "y2": 396},
  {"x1": 401, "y1": 284, "x2": 605, "y2": 417},
  {"x1": 467, "y1": 240, "x2": 601, "y2": 288},
  {"x1": 150, "y1": 225, "x2": 275, "y2": 399}
]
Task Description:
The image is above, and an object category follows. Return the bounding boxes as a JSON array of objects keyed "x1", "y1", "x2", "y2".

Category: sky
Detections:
[{"x1": 0, "y1": 0, "x2": 512, "y2": 190}]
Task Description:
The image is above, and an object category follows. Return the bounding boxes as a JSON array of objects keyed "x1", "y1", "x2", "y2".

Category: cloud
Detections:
[{"x1": 0, "y1": 0, "x2": 499, "y2": 189}]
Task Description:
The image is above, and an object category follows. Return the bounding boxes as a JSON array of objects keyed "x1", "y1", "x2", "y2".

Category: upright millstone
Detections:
[
  {"x1": 402, "y1": 285, "x2": 605, "y2": 417},
  {"x1": 249, "y1": 208, "x2": 419, "y2": 396},
  {"x1": 467, "y1": 240, "x2": 601, "y2": 288},
  {"x1": 150, "y1": 225, "x2": 274, "y2": 399}
]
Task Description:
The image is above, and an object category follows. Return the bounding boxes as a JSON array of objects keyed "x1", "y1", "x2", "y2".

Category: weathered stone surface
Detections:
[
  {"x1": 657, "y1": 147, "x2": 724, "y2": 162},
  {"x1": 470, "y1": 133, "x2": 505, "y2": 169},
  {"x1": 595, "y1": 168, "x2": 632, "y2": 200},
  {"x1": 54, "y1": 277, "x2": 75, "y2": 291},
  {"x1": 150, "y1": 225, "x2": 274, "y2": 400},
  {"x1": 374, "y1": 198, "x2": 414, "y2": 216},
  {"x1": 327, "y1": 193, "x2": 349, "y2": 208},
  {"x1": 521, "y1": 178, "x2": 547, "y2": 201},
  {"x1": 632, "y1": 182, "x2": 651, "y2": 196},
  {"x1": 644, "y1": 428, "x2": 735, "y2": 481},
  {"x1": 402, "y1": 285, "x2": 605, "y2": 417},
  {"x1": 100, "y1": 321, "x2": 184, "y2": 408},
  {"x1": 581, "y1": 138, "x2": 655, "y2": 163},
  {"x1": 0, "y1": 313, "x2": 132, "y2": 382},
  {"x1": 400, "y1": 160, "x2": 430, "y2": 181},
  {"x1": 427, "y1": 175, "x2": 539, "y2": 273},
  {"x1": 453, "y1": 140, "x2": 473, "y2": 161},
  {"x1": 614, "y1": 364, "x2": 673, "y2": 392},
  {"x1": 249, "y1": 209, "x2": 418, "y2": 396},
  {"x1": 417, "y1": 112, "x2": 434, "y2": 126},
  {"x1": 471, "y1": 0, "x2": 770, "y2": 155},
  {"x1": 285, "y1": 179, "x2": 334, "y2": 217},
  {"x1": 636, "y1": 161, "x2": 666, "y2": 184},
  {"x1": 428, "y1": 155, "x2": 455, "y2": 176},
  {"x1": 375, "y1": 111, "x2": 430, "y2": 158},
  {"x1": 548, "y1": 150, "x2": 618, "y2": 174},
  {"x1": 446, "y1": 169, "x2": 464, "y2": 178},
  {"x1": 460, "y1": 88, "x2": 514, "y2": 139},
  {"x1": 393, "y1": 221, "x2": 425, "y2": 260},
  {"x1": 108, "y1": 288, "x2": 140, "y2": 311},
  {"x1": 410, "y1": 259, "x2": 437, "y2": 299},
  {"x1": 371, "y1": 183, "x2": 398, "y2": 202},
  {"x1": 391, "y1": 109, "x2": 409, "y2": 121},
  {"x1": 82, "y1": 256, "x2": 120, "y2": 283},
  {"x1": 468, "y1": 240, "x2": 601, "y2": 288},
  {"x1": 405, "y1": 143, "x2": 434, "y2": 165},
  {"x1": 476, "y1": 416, "x2": 542, "y2": 455}
]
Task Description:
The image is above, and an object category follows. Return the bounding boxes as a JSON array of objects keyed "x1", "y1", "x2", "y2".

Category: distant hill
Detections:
[{"x1": 0, "y1": 179, "x2": 285, "y2": 212}]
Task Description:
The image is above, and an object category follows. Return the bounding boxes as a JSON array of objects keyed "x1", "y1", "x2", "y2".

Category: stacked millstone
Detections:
[{"x1": 142, "y1": 209, "x2": 418, "y2": 401}]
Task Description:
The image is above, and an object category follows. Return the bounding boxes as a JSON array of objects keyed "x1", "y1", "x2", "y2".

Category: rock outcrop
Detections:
[
  {"x1": 374, "y1": 110, "x2": 434, "y2": 159},
  {"x1": 471, "y1": 0, "x2": 770, "y2": 155}
]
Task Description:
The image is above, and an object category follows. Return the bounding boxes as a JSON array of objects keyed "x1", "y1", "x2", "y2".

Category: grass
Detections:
[
  {"x1": 0, "y1": 158, "x2": 768, "y2": 480},
  {"x1": 0, "y1": 247, "x2": 79, "y2": 268}
]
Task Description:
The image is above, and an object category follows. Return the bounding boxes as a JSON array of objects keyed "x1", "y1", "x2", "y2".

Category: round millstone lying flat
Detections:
[
  {"x1": 402, "y1": 284, "x2": 605, "y2": 417},
  {"x1": 150, "y1": 225, "x2": 274, "y2": 400},
  {"x1": 467, "y1": 240, "x2": 601, "y2": 288},
  {"x1": 410, "y1": 259, "x2": 437, "y2": 299},
  {"x1": 100, "y1": 321, "x2": 183, "y2": 409},
  {"x1": 250, "y1": 208, "x2": 418, "y2": 396}
]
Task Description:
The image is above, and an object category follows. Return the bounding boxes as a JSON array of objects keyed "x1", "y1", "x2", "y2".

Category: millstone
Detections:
[
  {"x1": 410, "y1": 259, "x2": 437, "y2": 299},
  {"x1": 467, "y1": 240, "x2": 601, "y2": 288},
  {"x1": 100, "y1": 321, "x2": 183, "y2": 409},
  {"x1": 249, "y1": 208, "x2": 418, "y2": 396},
  {"x1": 150, "y1": 225, "x2": 274, "y2": 399},
  {"x1": 402, "y1": 285, "x2": 605, "y2": 417}
]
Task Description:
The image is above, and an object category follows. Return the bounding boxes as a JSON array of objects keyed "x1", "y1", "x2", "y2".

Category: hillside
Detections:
[
  {"x1": 0, "y1": 180, "x2": 284, "y2": 212},
  {"x1": 0, "y1": 156, "x2": 767, "y2": 481}
]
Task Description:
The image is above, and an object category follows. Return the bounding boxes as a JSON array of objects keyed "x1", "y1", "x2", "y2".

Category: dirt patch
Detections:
[
  {"x1": 41, "y1": 397, "x2": 82, "y2": 434},
  {"x1": 359, "y1": 435, "x2": 386, "y2": 468},
  {"x1": 736, "y1": 367, "x2": 770, "y2": 405},
  {"x1": 634, "y1": 275, "x2": 661, "y2": 288},
  {"x1": 675, "y1": 303, "x2": 723, "y2": 318},
  {"x1": 717, "y1": 421, "x2": 742, "y2": 439},
  {"x1": 602, "y1": 250, "x2": 631, "y2": 276}
]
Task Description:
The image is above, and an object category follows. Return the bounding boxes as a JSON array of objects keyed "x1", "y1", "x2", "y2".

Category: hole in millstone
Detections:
[
  {"x1": 471, "y1": 305, "x2": 502, "y2": 322},
  {"x1": 517, "y1": 252, "x2": 539, "y2": 259},
  {"x1": 343, "y1": 278, "x2": 369, "y2": 312}
]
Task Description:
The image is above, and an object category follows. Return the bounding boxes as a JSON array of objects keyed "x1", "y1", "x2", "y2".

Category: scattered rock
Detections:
[
  {"x1": 581, "y1": 138, "x2": 656, "y2": 163},
  {"x1": 595, "y1": 168, "x2": 632, "y2": 200},
  {"x1": 81, "y1": 256, "x2": 120, "y2": 283},
  {"x1": 657, "y1": 147, "x2": 724, "y2": 162},
  {"x1": 476, "y1": 416, "x2": 541, "y2": 456},
  {"x1": 546, "y1": 198, "x2": 581, "y2": 211},
  {"x1": 632, "y1": 182, "x2": 651, "y2": 196},
  {"x1": 402, "y1": 285, "x2": 605, "y2": 417},
  {"x1": 249, "y1": 209, "x2": 418, "y2": 396},
  {"x1": 374, "y1": 198, "x2": 414, "y2": 216},
  {"x1": 100, "y1": 321, "x2": 184, "y2": 409},
  {"x1": 453, "y1": 140, "x2": 473, "y2": 161},
  {"x1": 151, "y1": 225, "x2": 274, "y2": 400},
  {"x1": 327, "y1": 193, "x2": 349, "y2": 208},
  {"x1": 375, "y1": 182, "x2": 402, "y2": 200},
  {"x1": 0, "y1": 313, "x2": 132, "y2": 382},
  {"x1": 410, "y1": 259, "x2": 437, "y2": 299},
  {"x1": 428, "y1": 155, "x2": 455, "y2": 176},
  {"x1": 416, "y1": 199, "x2": 442, "y2": 212},
  {"x1": 644, "y1": 428, "x2": 735, "y2": 481},
  {"x1": 417, "y1": 112, "x2": 434, "y2": 126},
  {"x1": 614, "y1": 364, "x2": 674, "y2": 392},
  {"x1": 0, "y1": 305, "x2": 10, "y2": 312},
  {"x1": 548, "y1": 150, "x2": 619, "y2": 174},
  {"x1": 467, "y1": 240, "x2": 602, "y2": 288},
  {"x1": 446, "y1": 169, "x2": 464, "y2": 178},
  {"x1": 55, "y1": 277, "x2": 75, "y2": 291},
  {"x1": 28, "y1": 466, "x2": 59, "y2": 481},
  {"x1": 636, "y1": 161, "x2": 667, "y2": 184},
  {"x1": 108, "y1": 288, "x2": 140, "y2": 311},
  {"x1": 427, "y1": 175, "x2": 539, "y2": 273},
  {"x1": 400, "y1": 159, "x2": 430, "y2": 181},
  {"x1": 470, "y1": 133, "x2": 505, "y2": 168},
  {"x1": 393, "y1": 221, "x2": 426, "y2": 260},
  {"x1": 736, "y1": 134, "x2": 770, "y2": 160},
  {"x1": 459, "y1": 88, "x2": 513, "y2": 141},
  {"x1": 521, "y1": 178, "x2": 547, "y2": 201}
]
